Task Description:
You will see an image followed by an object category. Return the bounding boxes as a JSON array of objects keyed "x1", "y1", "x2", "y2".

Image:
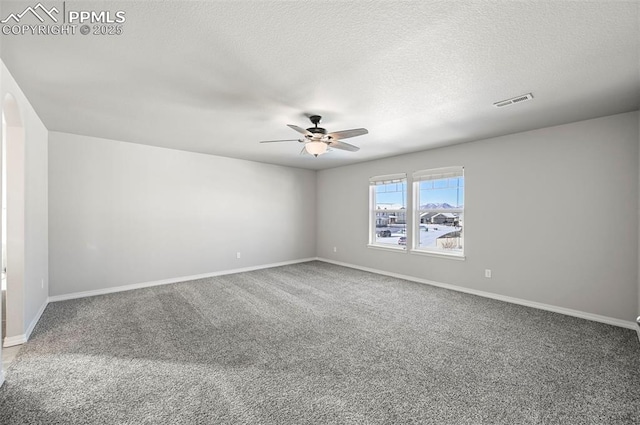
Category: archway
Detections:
[{"x1": 1, "y1": 93, "x2": 25, "y2": 354}]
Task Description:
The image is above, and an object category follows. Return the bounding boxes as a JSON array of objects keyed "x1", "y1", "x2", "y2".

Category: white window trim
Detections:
[
  {"x1": 413, "y1": 166, "x2": 464, "y2": 181},
  {"x1": 367, "y1": 244, "x2": 407, "y2": 253},
  {"x1": 368, "y1": 173, "x2": 407, "y2": 185},
  {"x1": 410, "y1": 249, "x2": 466, "y2": 260},
  {"x1": 368, "y1": 174, "x2": 408, "y2": 250},
  {"x1": 411, "y1": 167, "x2": 464, "y2": 258}
]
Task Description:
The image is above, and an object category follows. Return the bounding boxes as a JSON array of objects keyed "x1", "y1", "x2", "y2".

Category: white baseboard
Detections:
[
  {"x1": 48, "y1": 257, "x2": 319, "y2": 303},
  {"x1": 25, "y1": 298, "x2": 49, "y2": 340},
  {"x1": 318, "y1": 258, "x2": 636, "y2": 330},
  {"x1": 3, "y1": 297, "x2": 49, "y2": 347},
  {"x1": 3, "y1": 334, "x2": 25, "y2": 347}
]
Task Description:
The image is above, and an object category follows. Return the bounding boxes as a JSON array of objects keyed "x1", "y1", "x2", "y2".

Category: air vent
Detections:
[{"x1": 493, "y1": 93, "x2": 533, "y2": 108}]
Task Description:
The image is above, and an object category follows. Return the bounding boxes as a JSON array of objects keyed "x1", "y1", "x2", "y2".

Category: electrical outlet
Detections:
[
  {"x1": 236, "y1": 252, "x2": 241, "y2": 259},
  {"x1": 485, "y1": 269, "x2": 492, "y2": 278},
  {"x1": 333, "y1": 247, "x2": 337, "y2": 253},
  {"x1": 41, "y1": 278, "x2": 44, "y2": 289}
]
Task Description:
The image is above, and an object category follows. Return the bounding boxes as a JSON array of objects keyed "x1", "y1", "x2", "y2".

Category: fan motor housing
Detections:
[{"x1": 307, "y1": 127, "x2": 327, "y2": 135}]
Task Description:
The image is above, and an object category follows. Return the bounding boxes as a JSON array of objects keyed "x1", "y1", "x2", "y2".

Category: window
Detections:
[
  {"x1": 413, "y1": 167, "x2": 464, "y2": 256},
  {"x1": 369, "y1": 173, "x2": 407, "y2": 250}
]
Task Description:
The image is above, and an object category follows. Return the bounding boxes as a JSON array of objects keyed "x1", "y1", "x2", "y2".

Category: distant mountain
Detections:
[{"x1": 420, "y1": 203, "x2": 457, "y2": 209}]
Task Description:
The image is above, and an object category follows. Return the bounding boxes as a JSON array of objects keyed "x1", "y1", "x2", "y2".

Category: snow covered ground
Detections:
[{"x1": 374, "y1": 224, "x2": 461, "y2": 251}]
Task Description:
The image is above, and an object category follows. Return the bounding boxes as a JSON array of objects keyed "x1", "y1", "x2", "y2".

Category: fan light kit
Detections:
[
  {"x1": 260, "y1": 115, "x2": 368, "y2": 157},
  {"x1": 305, "y1": 141, "x2": 328, "y2": 156}
]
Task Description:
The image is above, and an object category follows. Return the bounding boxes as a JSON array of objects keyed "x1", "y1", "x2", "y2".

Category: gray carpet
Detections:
[{"x1": 0, "y1": 261, "x2": 638, "y2": 424}]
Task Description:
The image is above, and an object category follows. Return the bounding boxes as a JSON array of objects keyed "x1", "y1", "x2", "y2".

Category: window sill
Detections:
[
  {"x1": 367, "y1": 244, "x2": 407, "y2": 253},
  {"x1": 409, "y1": 249, "x2": 465, "y2": 261}
]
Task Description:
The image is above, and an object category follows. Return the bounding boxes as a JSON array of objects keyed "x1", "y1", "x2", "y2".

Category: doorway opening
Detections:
[
  {"x1": 1, "y1": 93, "x2": 24, "y2": 350},
  {"x1": 2, "y1": 107, "x2": 6, "y2": 340}
]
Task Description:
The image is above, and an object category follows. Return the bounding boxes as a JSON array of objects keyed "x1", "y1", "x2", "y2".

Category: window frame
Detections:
[
  {"x1": 368, "y1": 173, "x2": 408, "y2": 252},
  {"x1": 411, "y1": 167, "x2": 465, "y2": 259}
]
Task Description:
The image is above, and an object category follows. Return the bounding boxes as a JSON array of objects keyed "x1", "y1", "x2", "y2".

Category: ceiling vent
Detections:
[{"x1": 493, "y1": 93, "x2": 534, "y2": 108}]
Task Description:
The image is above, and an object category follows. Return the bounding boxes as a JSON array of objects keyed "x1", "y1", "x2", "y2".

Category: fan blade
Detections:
[
  {"x1": 287, "y1": 124, "x2": 312, "y2": 137},
  {"x1": 328, "y1": 140, "x2": 360, "y2": 152},
  {"x1": 328, "y1": 128, "x2": 368, "y2": 140},
  {"x1": 259, "y1": 139, "x2": 301, "y2": 143}
]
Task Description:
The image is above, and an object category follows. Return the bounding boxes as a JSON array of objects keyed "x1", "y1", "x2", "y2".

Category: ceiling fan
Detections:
[{"x1": 260, "y1": 115, "x2": 368, "y2": 157}]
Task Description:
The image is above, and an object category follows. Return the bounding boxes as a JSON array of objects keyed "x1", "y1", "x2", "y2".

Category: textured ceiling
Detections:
[{"x1": 1, "y1": 1, "x2": 639, "y2": 170}]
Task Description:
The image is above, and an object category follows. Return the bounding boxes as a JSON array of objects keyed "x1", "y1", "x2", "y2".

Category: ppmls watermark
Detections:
[{"x1": 1, "y1": 2, "x2": 126, "y2": 36}]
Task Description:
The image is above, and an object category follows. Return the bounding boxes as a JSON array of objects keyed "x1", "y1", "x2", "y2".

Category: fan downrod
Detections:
[
  {"x1": 306, "y1": 115, "x2": 327, "y2": 135},
  {"x1": 309, "y1": 115, "x2": 322, "y2": 126}
]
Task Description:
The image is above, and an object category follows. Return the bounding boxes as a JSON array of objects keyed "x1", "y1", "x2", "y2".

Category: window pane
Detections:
[
  {"x1": 375, "y1": 181, "x2": 407, "y2": 208},
  {"x1": 433, "y1": 179, "x2": 448, "y2": 189},
  {"x1": 420, "y1": 180, "x2": 433, "y2": 190},
  {"x1": 417, "y1": 213, "x2": 463, "y2": 253},
  {"x1": 414, "y1": 168, "x2": 464, "y2": 256},
  {"x1": 372, "y1": 180, "x2": 407, "y2": 249},
  {"x1": 374, "y1": 224, "x2": 407, "y2": 248},
  {"x1": 419, "y1": 177, "x2": 464, "y2": 208}
]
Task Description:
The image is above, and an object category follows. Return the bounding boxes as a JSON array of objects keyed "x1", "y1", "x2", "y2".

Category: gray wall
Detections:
[
  {"x1": 49, "y1": 132, "x2": 316, "y2": 296},
  {"x1": 22, "y1": 81, "x2": 48, "y2": 331},
  {"x1": 317, "y1": 112, "x2": 639, "y2": 322}
]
